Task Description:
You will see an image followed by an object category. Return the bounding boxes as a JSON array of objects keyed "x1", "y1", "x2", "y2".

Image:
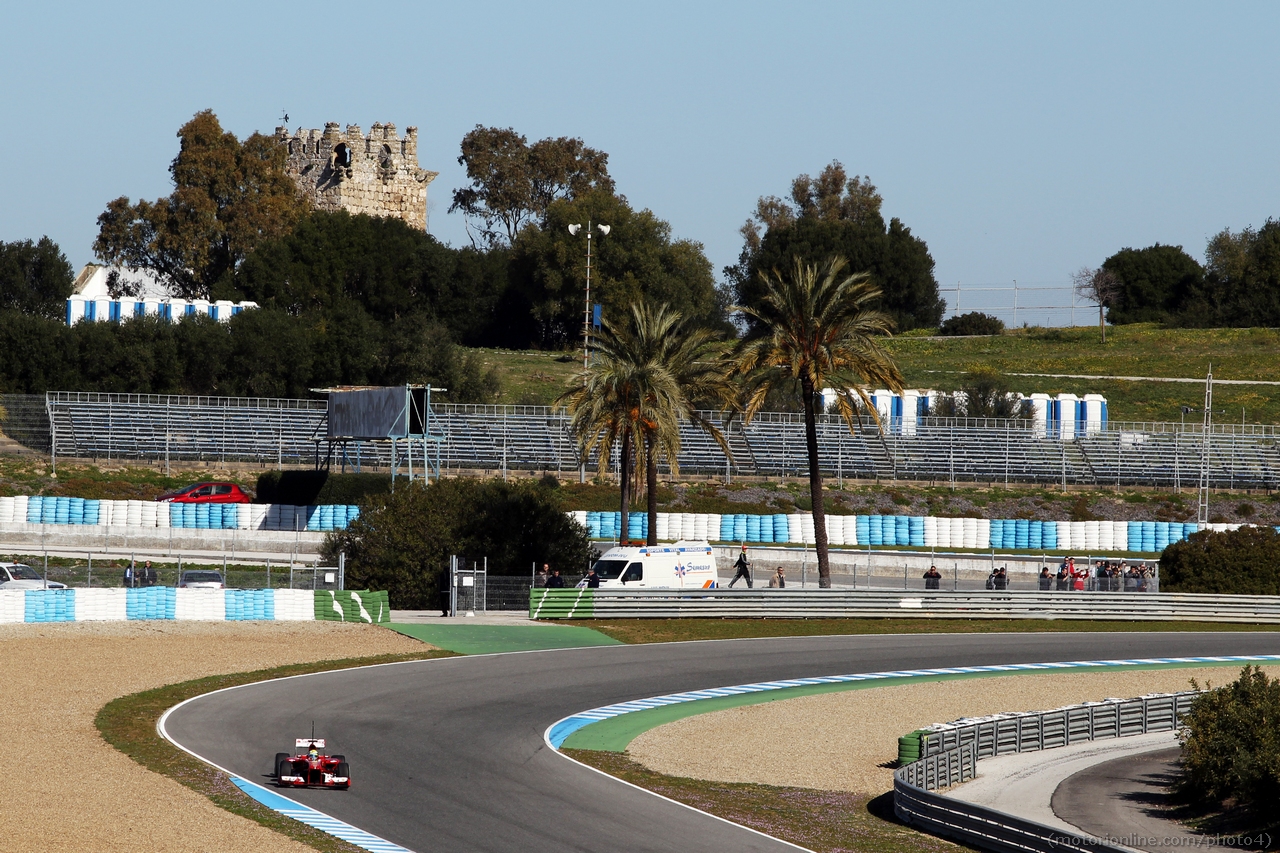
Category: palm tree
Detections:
[
  {"x1": 731, "y1": 256, "x2": 903, "y2": 587},
  {"x1": 558, "y1": 302, "x2": 731, "y2": 545}
]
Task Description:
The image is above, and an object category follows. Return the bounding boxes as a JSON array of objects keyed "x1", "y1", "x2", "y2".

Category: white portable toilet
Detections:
[
  {"x1": 1056, "y1": 393, "x2": 1079, "y2": 440},
  {"x1": 1082, "y1": 394, "x2": 1107, "y2": 434},
  {"x1": 901, "y1": 390, "x2": 922, "y2": 436},
  {"x1": 143, "y1": 298, "x2": 161, "y2": 317},
  {"x1": 65, "y1": 298, "x2": 86, "y2": 325},
  {"x1": 871, "y1": 389, "x2": 893, "y2": 429},
  {"x1": 1028, "y1": 393, "x2": 1051, "y2": 438},
  {"x1": 189, "y1": 299, "x2": 210, "y2": 319},
  {"x1": 212, "y1": 300, "x2": 235, "y2": 322},
  {"x1": 93, "y1": 297, "x2": 111, "y2": 322}
]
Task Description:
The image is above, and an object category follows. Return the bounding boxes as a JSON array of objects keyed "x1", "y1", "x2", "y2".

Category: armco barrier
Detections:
[
  {"x1": 529, "y1": 587, "x2": 1280, "y2": 623},
  {"x1": 893, "y1": 692, "x2": 1197, "y2": 853},
  {"x1": 0, "y1": 589, "x2": 390, "y2": 624}
]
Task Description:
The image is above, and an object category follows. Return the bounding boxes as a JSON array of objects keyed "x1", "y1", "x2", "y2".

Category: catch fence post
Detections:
[
  {"x1": 87, "y1": 554, "x2": 92, "y2": 589},
  {"x1": 338, "y1": 552, "x2": 345, "y2": 591}
]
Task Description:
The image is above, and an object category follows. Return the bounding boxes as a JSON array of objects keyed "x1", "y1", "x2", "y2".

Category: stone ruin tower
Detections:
[{"x1": 277, "y1": 122, "x2": 439, "y2": 230}]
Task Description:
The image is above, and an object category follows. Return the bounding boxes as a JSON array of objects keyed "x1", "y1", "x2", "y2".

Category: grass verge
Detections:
[
  {"x1": 565, "y1": 618, "x2": 1280, "y2": 645},
  {"x1": 563, "y1": 749, "x2": 957, "y2": 853},
  {"x1": 95, "y1": 649, "x2": 454, "y2": 853}
]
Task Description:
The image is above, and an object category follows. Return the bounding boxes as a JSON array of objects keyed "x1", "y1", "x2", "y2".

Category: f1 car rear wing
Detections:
[{"x1": 295, "y1": 738, "x2": 326, "y2": 748}]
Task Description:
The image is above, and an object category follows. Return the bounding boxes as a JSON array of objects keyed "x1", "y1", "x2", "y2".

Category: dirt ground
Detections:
[
  {"x1": 628, "y1": 666, "x2": 1280, "y2": 796},
  {"x1": 0, "y1": 620, "x2": 425, "y2": 853}
]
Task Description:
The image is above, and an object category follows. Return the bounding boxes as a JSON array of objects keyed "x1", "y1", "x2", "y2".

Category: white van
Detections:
[{"x1": 585, "y1": 541, "x2": 718, "y2": 589}]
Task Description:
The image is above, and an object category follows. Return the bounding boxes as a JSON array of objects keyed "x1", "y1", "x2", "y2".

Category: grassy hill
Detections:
[{"x1": 470, "y1": 324, "x2": 1280, "y2": 424}]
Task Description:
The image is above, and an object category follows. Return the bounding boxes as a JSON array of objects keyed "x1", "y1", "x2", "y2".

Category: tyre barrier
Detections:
[
  {"x1": 0, "y1": 496, "x2": 360, "y2": 533},
  {"x1": 0, "y1": 588, "x2": 389, "y2": 624},
  {"x1": 570, "y1": 510, "x2": 1260, "y2": 555}
]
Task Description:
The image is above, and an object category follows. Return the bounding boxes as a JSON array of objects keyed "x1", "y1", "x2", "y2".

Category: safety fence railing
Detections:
[
  {"x1": 893, "y1": 692, "x2": 1197, "y2": 853},
  {"x1": 528, "y1": 588, "x2": 1280, "y2": 623},
  {"x1": 34, "y1": 393, "x2": 1280, "y2": 489}
]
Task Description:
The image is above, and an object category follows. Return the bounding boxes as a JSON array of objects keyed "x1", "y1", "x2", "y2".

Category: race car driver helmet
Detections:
[{"x1": 308, "y1": 747, "x2": 319, "y2": 759}]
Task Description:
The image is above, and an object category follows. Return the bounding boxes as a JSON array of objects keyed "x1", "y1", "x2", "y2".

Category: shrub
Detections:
[
  {"x1": 938, "y1": 312, "x2": 1004, "y2": 337},
  {"x1": 1176, "y1": 665, "x2": 1280, "y2": 822},
  {"x1": 1159, "y1": 527, "x2": 1280, "y2": 594},
  {"x1": 322, "y1": 478, "x2": 592, "y2": 608}
]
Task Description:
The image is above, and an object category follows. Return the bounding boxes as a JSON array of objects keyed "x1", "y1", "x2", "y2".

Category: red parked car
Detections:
[
  {"x1": 275, "y1": 739, "x2": 350, "y2": 789},
  {"x1": 155, "y1": 482, "x2": 251, "y2": 503}
]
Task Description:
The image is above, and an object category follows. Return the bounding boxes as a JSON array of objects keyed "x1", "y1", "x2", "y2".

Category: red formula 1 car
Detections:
[{"x1": 275, "y1": 738, "x2": 350, "y2": 789}]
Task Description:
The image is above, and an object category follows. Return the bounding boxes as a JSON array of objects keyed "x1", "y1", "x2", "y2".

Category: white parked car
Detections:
[
  {"x1": 178, "y1": 570, "x2": 225, "y2": 590},
  {"x1": 0, "y1": 562, "x2": 67, "y2": 590}
]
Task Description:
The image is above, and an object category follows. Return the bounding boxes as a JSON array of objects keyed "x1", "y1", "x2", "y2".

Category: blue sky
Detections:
[{"x1": 3, "y1": 2, "x2": 1277, "y2": 326}]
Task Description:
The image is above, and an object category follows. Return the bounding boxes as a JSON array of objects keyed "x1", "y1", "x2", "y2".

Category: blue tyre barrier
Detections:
[{"x1": 773, "y1": 514, "x2": 790, "y2": 544}]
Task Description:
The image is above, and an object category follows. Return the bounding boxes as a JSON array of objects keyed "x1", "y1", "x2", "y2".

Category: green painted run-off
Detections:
[
  {"x1": 386, "y1": 622, "x2": 621, "y2": 655},
  {"x1": 561, "y1": 659, "x2": 1256, "y2": 753}
]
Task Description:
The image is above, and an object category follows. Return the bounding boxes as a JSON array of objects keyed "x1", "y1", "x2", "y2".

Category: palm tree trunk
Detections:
[
  {"x1": 801, "y1": 377, "x2": 831, "y2": 587},
  {"x1": 646, "y1": 433, "x2": 658, "y2": 546},
  {"x1": 619, "y1": 431, "x2": 632, "y2": 544}
]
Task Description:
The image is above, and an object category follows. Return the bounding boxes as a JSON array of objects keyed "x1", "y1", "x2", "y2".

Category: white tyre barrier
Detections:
[
  {"x1": 272, "y1": 589, "x2": 315, "y2": 621},
  {"x1": 173, "y1": 588, "x2": 227, "y2": 621},
  {"x1": 655, "y1": 513, "x2": 669, "y2": 541},
  {"x1": 0, "y1": 590, "x2": 24, "y2": 623},
  {"x1": 977, "y1": 518, "x2": 991, "y2": 549},
  {"x1": 75, "y1": 588, "x2": 128, "y2": 621},
  {"x1": 828, "y1": 515, "x2": 845, "y2": 546},
  {"x1": 0, "y1": 496, "x2": 14, "y2": 524}
]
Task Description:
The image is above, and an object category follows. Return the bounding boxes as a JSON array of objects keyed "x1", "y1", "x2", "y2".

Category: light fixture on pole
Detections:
[{"x1": 568, "y1": 221, "x2": 610, "y2": 370}]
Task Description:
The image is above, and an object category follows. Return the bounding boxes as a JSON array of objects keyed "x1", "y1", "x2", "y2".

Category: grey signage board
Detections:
[{"x1": 327, "y1": 387, "x2": 408, "y2": 439}]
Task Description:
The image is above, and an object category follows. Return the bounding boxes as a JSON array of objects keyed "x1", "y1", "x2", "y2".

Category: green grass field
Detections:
[{"x1": 469, "y1": 324, "x2": 1280, "y2": 423}]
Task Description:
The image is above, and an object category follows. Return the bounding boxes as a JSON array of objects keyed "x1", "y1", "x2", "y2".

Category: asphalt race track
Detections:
[{"x1": 163, "y1": 632, "x2": 1280, "y2": 853}]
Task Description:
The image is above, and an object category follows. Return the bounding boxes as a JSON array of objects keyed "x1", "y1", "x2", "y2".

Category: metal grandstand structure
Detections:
[{"x1": 39, "y1": 391, "x2": 1280, "y2": 491}]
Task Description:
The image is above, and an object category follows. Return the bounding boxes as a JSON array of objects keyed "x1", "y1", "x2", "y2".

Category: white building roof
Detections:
[{"x1": 73, "y1": 264, "x2": 171, "y2": 300}]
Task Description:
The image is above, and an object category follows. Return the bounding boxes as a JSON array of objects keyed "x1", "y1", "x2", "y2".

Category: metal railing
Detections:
[
  {"x1": 528, "y1": 588, "x2": 1280, "y2": 622},
  {"x1": 894, "y1": 692, "x2": 1197, "y2": 853},
  {"x1": 29, "y1": 392, "x2": 1280, "y2": 489}
]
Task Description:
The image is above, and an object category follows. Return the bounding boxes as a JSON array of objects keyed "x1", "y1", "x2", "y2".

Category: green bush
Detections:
[
  {"x1": 1160, "y1": 527, "x2": 1280, "y2": 594},
  {"x1": 1176, "y1": 665, "x2": 1280, "y2": 823},
  {"x1": 322, "y1": 478, "x2": 592, "y2": 608},
  {"x1": 938, "y1": 312, "x2": 1004, "y2": 336}
]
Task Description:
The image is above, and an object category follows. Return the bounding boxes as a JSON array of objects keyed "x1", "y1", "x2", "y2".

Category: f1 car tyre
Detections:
[
  {"x1": 274, "y1": 752, "x2": 289, "y2": 772},
  {"x1": 277, "y1": 759, "x2": 293, "y2": 783},
  {"x1": 336, "y1": 762, "x2": 350, "y2": 786},
  {"x1": 330, "y1": 754, "x2": 345, "y2": 763}
]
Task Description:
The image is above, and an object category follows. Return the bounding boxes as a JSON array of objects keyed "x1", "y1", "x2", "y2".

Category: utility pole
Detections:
[{"x1": 1197, "y1": 368, "x2": 1213, "y2": 525}]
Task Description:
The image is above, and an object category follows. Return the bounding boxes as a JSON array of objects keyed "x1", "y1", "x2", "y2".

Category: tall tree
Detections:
[
  {"x1": 727, "y1": 162, "x2": 943, "y2": 332},
  {"x1": 560, "y1": 303, "x2": 731, "y2": 545},
  {"x1": 450, "y1": 125, "x2": 614, "y2": 248},
  {"x1": 1101, "y1": 243, "x2": 1203, "y2": 325},
  {"x1": 730, "y1": 257, "x2": 902, "y2": 587},
  {"x1": 0, "y1": 237, "x2": 74, "y2": 319},
  {"x1": 93, "y1": 110, "x2": 308, "y2": 300},
  {"x1": 1071, "y1": 266, "x2": 1121, "y2": 342},
  {"x1": 510, "y1": 189, "x2": 726, "y2": 348}
]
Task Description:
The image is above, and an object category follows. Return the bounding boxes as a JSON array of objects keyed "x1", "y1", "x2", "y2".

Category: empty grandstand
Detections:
[{"x1": 35, "y1": 391, "x2": 1280, "y2": 490}]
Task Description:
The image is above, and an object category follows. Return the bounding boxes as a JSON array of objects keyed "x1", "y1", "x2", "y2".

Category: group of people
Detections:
[
  {"x1": 1035, "y1": 557, "x2": 1151, "y2": 592},
  {"x1": 730, "y1": 546, "x2": 786, "y2": 588},
  {"x1": 123, "y1": 560, "x2": 157, "y2": 587}
]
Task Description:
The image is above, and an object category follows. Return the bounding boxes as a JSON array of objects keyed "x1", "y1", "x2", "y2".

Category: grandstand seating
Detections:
[{"x1": 42, "y1": 393, "x2": 1280, "y2": 490}]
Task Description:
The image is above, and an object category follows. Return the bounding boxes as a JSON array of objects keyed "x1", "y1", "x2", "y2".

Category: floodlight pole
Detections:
[{"x1": 569, "y1": 221, "x2": 609, "y2": 370}]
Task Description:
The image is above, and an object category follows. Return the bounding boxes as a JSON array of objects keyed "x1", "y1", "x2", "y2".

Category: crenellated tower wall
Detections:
[{"x1": 277, "y1": 122, "x2": 438, "y2": 231}]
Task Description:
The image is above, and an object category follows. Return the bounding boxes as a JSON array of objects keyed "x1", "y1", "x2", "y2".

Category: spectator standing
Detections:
[
  {"x1": 536, "y1": 564, "x2": 549, "y2": 588},
  {"x1": 768, "y1": 566, "x2": 786, "y2": 588},
  {"x1": 143, "y1": 560, "x2": 156, "y2": 586},
  {"x1": 1055, "y1": 563, "x2": 1070, "y2": 591},
  {"x1": 585, "y1": 568, "x2": 601, "y2": 588},
  {"x1": 1123, "y1": 564, "x2": 1139, "y2": 593},
  {"x1": 437, "y1": 568, "x2": 451, "y2": 618},
  {"x1": 992, "y1": 566, "x2": 1009, "y2": 591},
  {"x1": 729, "y1": 545, "x2": 753, "y2": 588},
  {"x1": 124, "y1": 561, "x2": 135, "y2": 588},
  {"x1": 546, "y1": 570, "x2": 566, "y2": 589},
  {"x1": 923, "y1": 565, "x2": 942, "y2": 590},
  {"x1": 1038, "y1": 566, "x2": 1053, "y2": 591}
]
